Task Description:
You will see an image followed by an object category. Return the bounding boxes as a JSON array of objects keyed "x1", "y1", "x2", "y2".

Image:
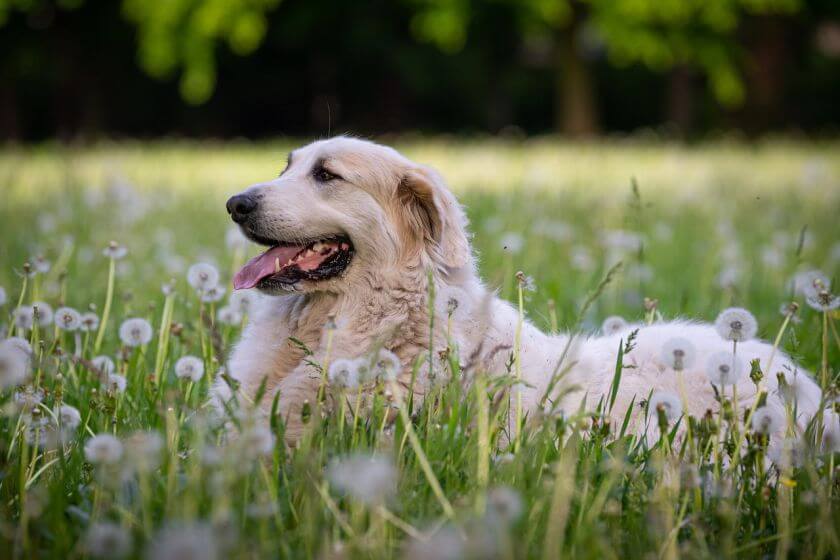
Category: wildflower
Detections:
[
  {"x1": 146, "y1": 524, "x2": 217, "y2": 560},
  {"x1": 119, "y1": 318, "x2": 153, "y2": 347},
  {"x1": 486, "y1": 486, "x2": 523, "y2": 525},
  {"x1": 1, "y1": 336, "x2": 32, "y2": 358},
  {"x1": 404, "y1": 524, "x2": 463, "y2": 560},
  {"x1": 32, "y1": 255, "x2": 51, "y2": 274},
  {"x1": 91, "y1": 355, "x2": 116, "y2": 376},
  {"x1": 660, "y1": 337, "x2": 696, "y2": 371},
  {"x1": 58, "y1": 405, "x2": 82, "y2": 430},
  {"x1": 0, "y1": 345, "x2": 28, "y2": 389},
  {"x1": 161, "y1": 279, "x2": 176, "y2": 296},
  {"x1": 225, "y1": 226, "x2": 249, "y2": 250},
  {"x1": 187, "y1": 262, "x2": 220, "y2": 292},
  {"x1": 175, "y1": 356, "x2": 204, "y2": 382},
  {"x1": 84, "y1": 434, "x2": 124, "y2": 465},
  {"x1": 805, "y1": 288, "x2": 839, "y2": 312},
  {"x1": 217, "y1": 306, "x2": 242, "y2": 325},
  {"x1": 372, "y1": 348, "x2": 401, "y2": 382},
  {"x1": 716, "y1": 266, "x2": 741, "y2": 289},
  {"x1": 768, "y1": 437, "x2": 805, "y2": 469},
  {"x1": 125, "y1": 431, "x2": 164, "y2": 472},
  {"x1": 80, "y1": 312, "x2": 100, "y2": 332},
  {"x1": 30, "y1": 301, "x2": 54, "y2": 327},
  {"x1": 751, "y1": 406, "x2": 782, "y2": 435},
  {"x1": 102, "y1": 241, "x2": 128, "y2": 260},
  {"x1": 13, "y1": 307, "x2": 34, "y2": 330},
  {"x1": 229, "y1": 290, "x2": 257, "y2": 314},
  {"x1": 327, "y1": 358, "x2": 358, "y2": 389},
  {"x1": 649, "y1": 391, "x2": 682, "y2": 422},
  {"x1": 601, "y1": 315, "x2": 629, "y2": 336},
  {"x1": 499, "y1": 232, "x2": 523, "y2": 253},
  {"x1": 106, "y1": 374, "x2": 127, "y2": 393},
  {"x1": 326, "y1": 453, "x2": 397, "y2": 505},
  {"x1": 779, "y1": 302, "x2": 801, "y2": 324},
  {"x1": 0, "y1": 286, "x2": 6, "y2": 306},
  {"x1": 200, "y1": 285, "x2": 226, "y2": 303},
  {"x1": 14, "y1": 387, "x2": 44, "y2": 412},
  {"x1": 515, "y1": 271, "x2": 536, "y2": 292},
  {"x1": 705, "y1": 352, "x2": 745, "y2": 386},
  {"x1": 85, "y1": 522, "x2": 132, "y2": 559},
  {"x1": 791, "y1": 269, "x2": 830, "y2": 298},
  {"x1": 55, "y1": 307, "x2": 82, "y2": 331},
  {"x1": 714, "y1": 307, "x2": 757, "y2": 342}
]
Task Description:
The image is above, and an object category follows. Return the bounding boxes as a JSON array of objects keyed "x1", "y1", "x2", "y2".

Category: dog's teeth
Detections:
[
  {"x1": 340, "y1": 243, "x2": 349, "y2": 250},
  {"x1": 312, "y1": 242, "x2": 325, "y2": 252},
  {"x1": 274, "y1": 258, "x2": 280, "y2": 273}
]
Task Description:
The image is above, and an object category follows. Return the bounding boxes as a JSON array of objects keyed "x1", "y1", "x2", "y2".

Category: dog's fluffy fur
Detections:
[{"x1": 214, "y1": 136, "x2": 823, "y2": 445}]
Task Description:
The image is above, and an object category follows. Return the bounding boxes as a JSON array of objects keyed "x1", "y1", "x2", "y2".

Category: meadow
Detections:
[{"x1": 0, "y1": 137, "x2": 838, "y2": 559}]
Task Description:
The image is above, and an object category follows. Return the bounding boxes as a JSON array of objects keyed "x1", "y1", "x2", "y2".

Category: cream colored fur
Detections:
[{"x1": 213, "y1": 137, "x2": 823, "y2": 446}]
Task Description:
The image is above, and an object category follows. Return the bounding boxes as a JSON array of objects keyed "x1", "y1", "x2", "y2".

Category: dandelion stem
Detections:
[{"x1": 93, "y1": 257, "x2": 116, "y2": 353}]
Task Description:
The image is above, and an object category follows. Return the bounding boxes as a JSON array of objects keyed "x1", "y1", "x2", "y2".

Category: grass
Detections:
[{"x1": 0, "y1": 137, "x2": 838, "y2": 559}]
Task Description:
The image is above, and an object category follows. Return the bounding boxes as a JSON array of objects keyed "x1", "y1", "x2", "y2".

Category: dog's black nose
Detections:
[{"x1": 226, "y1": 194, "x2": 258, "y2": 223}]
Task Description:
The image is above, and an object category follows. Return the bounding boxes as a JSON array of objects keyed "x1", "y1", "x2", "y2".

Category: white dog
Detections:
[{"x1": 214, "y1": 136, "x2": 824, "y2": 446}]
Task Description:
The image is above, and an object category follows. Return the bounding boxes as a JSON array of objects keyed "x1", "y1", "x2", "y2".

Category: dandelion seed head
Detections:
[
  {"x1": 601, "y1": 315, "x2": 629, "y2": 336},
  {"x1": 751, "y1": 406, "x2": 782, "y2": 435},
  {"x1": 30, "y1": 301, "x2": 54, "y2": 327},
  {"x1": 14, "y1": 387, "x2": 43, "y2": 413},
  {"x1": 80, "y1": 312, "x2": 100, "y2": 332},
  {"x1": 106, "y1": 374, "x2": 127, "y2": 393},
  {"x1": 200, "y1": 285, "x2": 226, "y2": 303},
  {"x1": 714, "y1": 307, "x2": 758, "y2": 342},
  {"x1": 499, "y1": 232, "x2": 523, "y2": 253},
  {"x1": 404, "y1": 524, "x2": 463, "y2": 560},
  {"x1": 84, "y1": 434, "x2": 124, "y2": 465},
  {"x1": 187, "y1": 262, "x2": 220, "y2": 292},
  {"x1": 119, "y1": 318, "x2": 153, "y2": 347},
  {"x1": 102, "y1": 241, "x2": 128, "y2": 260},
  {"x1": 372, "y1": 348, "x2": 401, "y2": 382},
  {"x1": 55, "y1": 307, "x2": 82, "y2": 331},
  {"x1": 1, "y1": 336, "x2": 32, "y2": 358},
  {"x1": 327, "y1": 358, "x2": 358, "y2": 389},
  {"x1": 805, "y1": 288, "x2": 840, "y2": 312},
  {"x1": 174, "y1": 356, "x2": 204, "y2": 382},
  {"x1": 216, "y1": 306, "x2": 242, "y2": 325},
  {"x1": 13, "y1": 307, "x2": 34, "y2": 330},
  {"x1": 779, "y1": 302, "x2": 801, "y2": 324},
  {"x1": 660, "y1": 337, "x2": 696, "y2": 371},
  {"x1": 486, "y1": 486, "x2": 523, "y2": 525},
  {"x1": 791, "y1": 269, "x2": 830, "y2": 298},
  {"x1": 85, "y1": 522, "x2": 132, "y2": 559},
  {"x1": 326, "y1": 453, "x2": 397, "y2": 506},
  {"x1": 58, "y1": 405, "x2": 82, "y2": 429},
  {"x1": 716, "y1": 265, "x2": 741, "y2": 289},
  {"x1": 0, "y1": 345, "x2": 28, "y2": 389},
  {"x1": 91, "y1": 355, "x2": 116, "y2": 376},
  {"x1": 146, "y1": 523, "x2": 217, "y2": 560},
  {"x1": 32, "y1": 255, "x2": 51, "y2": 274},
  {"x1": 768, "y1": 437, "x2": 806, "y2": 469},
  {"x1": 649, "y1": 391, "x2": 682, "y2": 422},
  {"x1": 125, "y1": 431, "x2": 164, "y2": 472},
  {"x1": 705, "y1": 352, "x2": 745, "y2": 386}
]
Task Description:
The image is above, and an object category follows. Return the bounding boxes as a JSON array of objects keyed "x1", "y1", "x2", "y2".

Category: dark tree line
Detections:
[{"x1": 1, "y1": 0, "x2": 839, "y2": 141}]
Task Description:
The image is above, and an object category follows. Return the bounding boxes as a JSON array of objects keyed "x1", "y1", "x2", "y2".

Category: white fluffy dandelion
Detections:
[
  {"x1": 216, "y1": 306, "x2": 243, "y2": 325},
  {"x1": 30, "y1": 301, "x2": 54, "y2": 327},
  {"x1": 649, "y1": 391, "x2": 682, "y2": 422},
  {"x1": 229, "y1": 290, "x2": 257, "y2": 314},
  {"x1": 751, "y1": 406, "x2": 782, "y2": 435},
  {"x1": 58, "y1": 404, "x2": 82, "y2": 430},
  {"x1": 55, "y1": 307, "x2": 82, "y2": 331},
  {"x1": 0, "y1": 345, "x2": 28, "y2": 389},
  {"x1": 80, "y1": 312, "x2": 100, "y2": 332},
  {"x1": 601, "y1": 315, "x2": 629, "y2": 336},
  {"x1": 187, "y1": 262, "x2": 220, "y2": 292},
  {"x1": 102, "y1": 241, "x2": 128, "y2": 260},
  {"x1": 660, "y1": 337, "x2": 696, "y2": 371},
  {"x1": 791, "y1": 269, "x2": 830, "y2": 298},
  {"x1": 200, "y1": 285, "x2": 226, "y2": 303},
  {"x1": 91, "y1": 355, "x2": 116, "y2": 376},
  {"x1": 714, "y1": 307, "x2": 757, "y2": 342},
  {"x1": 106, "y1": 374, "x2": 127, "y2": 393},
  {"x1": 372, "y1": 348, "x2": 401, "y2": 382},
  {"x1": 327, "y1": 358, "x2": 358, "y2": 389},
  {"x1": 805, "y1": 288, "x2": 840, "y2": 312},
  {"x1": 486, "y1": 486, "x2": 524, "y2": 525},
  {"x1": 32, "y1": 255, "x2": 51, "y2": 274},
  {"x1": 85, "y1": 522, "x2": 132, "y2": 559},
  {"x1": 240, "y1": 424, "x2": 275, "y2": 458},
  {"x1": 146, "y1": 524, "x2": 217, "y2": 560},
  {"x1": 84, "y1": 434, "x2": 124, "y2": 465},
  {"x1": 13, "y1": 307, "x2": 34, "y2": 331},
  {"x1": 119, "y1": 318, "x2": 153, "y2": 347},
  {"x1": 768, "y1": 437, "x2": 805, "y2": 469},
  {"x1": 174, "y1": 356, "x2": 204, "y2": 382},
  {"x1": 1, "y1": 336, "x2": 32, "y2": 358},
  {"x1": 705, "y1": 352, "x2": 745, "y2": 386},
  {"x1": 499, "y1": 232, "x2": 524, "y2": 253},
  {"x1": 326, "y1": 453, "x2": 397, "y2": 505},
  {"x1": 125, "y1": 431, "x2": 164, "y2": 472}
]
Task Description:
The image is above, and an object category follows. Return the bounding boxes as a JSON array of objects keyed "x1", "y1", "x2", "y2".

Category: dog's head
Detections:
[{"x1": 227, "y1": 137, "x2": 472, "y2": 295}]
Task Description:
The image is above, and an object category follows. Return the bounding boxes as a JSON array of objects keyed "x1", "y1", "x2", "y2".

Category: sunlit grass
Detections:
[{"x1": 0, "y1": 138, "x2": 838, "y2": 559}]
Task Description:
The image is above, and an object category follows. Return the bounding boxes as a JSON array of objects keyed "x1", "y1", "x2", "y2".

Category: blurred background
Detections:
[{"x1": 2, "y1": 0, "x2": 840, "y2": 142}]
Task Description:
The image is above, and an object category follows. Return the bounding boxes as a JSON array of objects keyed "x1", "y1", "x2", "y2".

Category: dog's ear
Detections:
[{"x1": 397, "y1": 166, "x2": 471, "y2": 274}]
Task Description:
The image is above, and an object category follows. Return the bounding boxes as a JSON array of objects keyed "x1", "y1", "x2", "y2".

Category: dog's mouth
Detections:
[{"x1": 233, "y1": 235, "x2": 354, "y2": 290}]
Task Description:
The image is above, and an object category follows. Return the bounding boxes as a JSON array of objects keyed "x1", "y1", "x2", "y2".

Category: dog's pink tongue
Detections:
[{"x1": 233, "y1": 245, "x2": 301, "y2": 290}]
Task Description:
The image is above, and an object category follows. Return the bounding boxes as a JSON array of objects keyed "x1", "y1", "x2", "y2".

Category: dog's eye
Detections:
[{"x1": 313, "y1": 167, "x2": 339, "y2": 182}]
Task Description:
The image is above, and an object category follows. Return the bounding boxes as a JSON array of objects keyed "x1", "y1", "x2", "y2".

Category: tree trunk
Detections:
[
  {"x1": 666, "y1": 65, "x2": 694, "y2": 136},
  {"x1": 554, "y1": 20, "x2": 598, "y2": 136}
]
